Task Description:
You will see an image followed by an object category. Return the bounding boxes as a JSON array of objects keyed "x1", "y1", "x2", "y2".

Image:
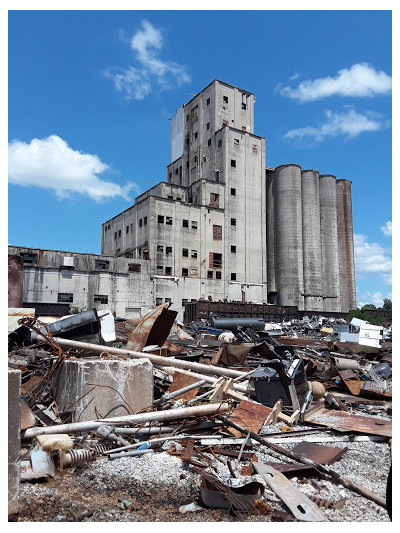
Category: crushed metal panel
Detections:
[
  {"x1": 304, "y1": 405, "x2": 392, "y2": 437},
  {"x1": 21, "y1": 400, "x2": 36, "y2": 430},
  {"x1": 227, "y1": 399, "x2": 273, "y2": 437},
  {"x1": 126, "y1": 302, "x2": 177, "y2": 352},
  {"x1": 168, "y1": 371, "x2": 203, "y2": 402},
  {"x1": 291, "y1": 441, "x2": 348, "y2": 465}
]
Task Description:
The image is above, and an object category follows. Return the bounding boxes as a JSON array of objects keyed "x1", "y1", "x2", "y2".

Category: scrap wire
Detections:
[{"x1": 18, "y1": 317, "x2": 65, "y2": 406}]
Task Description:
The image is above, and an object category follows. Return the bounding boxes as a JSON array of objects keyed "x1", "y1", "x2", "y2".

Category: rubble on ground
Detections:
[{"x1": 8, "y1": 304, "x2": 392, "y2": 522}]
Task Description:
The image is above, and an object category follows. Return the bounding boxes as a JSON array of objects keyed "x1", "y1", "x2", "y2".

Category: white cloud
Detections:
[
  {"x1": 105, "y1": 20, "x2": 190, "y2": 100},
  {"x1": 380, "y1": 221, "x2": 392, "y2": 237},
  {"x1": 358, "y1": 291, "x2": 389, "y2": 308},
  {"x1": 8, "y1": 135, "x2": 138, "y2": 202},
  {"x1": 280, "y1": 63, "x2": 392, "y2": 102},
  {"x1": 284, "y1": 108, "x2": 386, "y2": 143},
  {"x1": 354, "y1": 233, "x2": 392, "y2": 277}
]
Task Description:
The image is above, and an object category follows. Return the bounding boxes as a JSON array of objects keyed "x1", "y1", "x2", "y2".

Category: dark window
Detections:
[
  {"x1": 168, "y1": 195, "x2": 173, "y2": 199},
  {"x1": 231, "y1": 273, "x2": 237, "y2": 281},
  {"x1": 182, "y1": 298, "x2": 189, "y2": 305},
  {"x1": 207, "y1": 97, "x2": 210, "y2": 105},
  {"x1": 166, "y1": 246, "x2": 172, "y2": 255},
  {"x1": 21, "y1": 252, "x2": 38, "y2": 265},
  {"x1": 94, "y1": 294, "x2": 108, "y2": 304},
  {"x1": 158, "y1": 215, "x2": 164, "y2": 224},
  {"x1": 207, "y1": 122, "x2": 210, "y2": 130},
  {"x1": 215, "y1": 271, "x2": 222, "y2": 280},
  {"x1": 114, "y1": 232, "x2": 117, "y2": 240},
  {"x1": 139, "y1": 219, "x2": 142, "y2": 227},
  {"x1": 231, "y1": 218, "x2": 236, "y2": 226},
  {"x1": 231, "y1": 187, "x2": 236, "y2": 196},
  {"x1": 210, "y1": 193, "x2": 219, "y2": 208},
  {"x1": 231, "y1": 245, "x2": 237, "y2": 253},
  {"x1": 242, "y1": 103, "x2": 247, "y2": 110},
  {"x1": 157, "y1": 265, "x2": 163, "y2": 273},
  {"x1": 108, "y1": 225, "x2": 110, "y2": 230},
  {"x1": 194, "y1": 155, "x2": 197, "y2": 163},
  {"x1": 182, "y1": 248, "x2": 189, "y2": 257},
  {"x1": 95, "y1": 259, "x2": 110, "y2": 270},
  {"x1": 208, "y1": 138, "x2": 211, "y2": 146},
  {"x1": 165, "y1": 298, "x2": 172, "y2": 303},
  {"x1": 191, "y1": 221, "x2": 198, "y2": 229},
  {"x1": 165, "y1": 266, "x2": 172, "y2": 275},
  {"x1": 144, "y1": 216, "x2": 147, "y2": 225},
  {"x1": 234, "y1": 138, "x2": 239, "y2": 146},
  {"x1": 223, "y1": 95, "x2": 228, "y2": 103},
  {"x1": 207, "y1": 270, "x2": 213, "y2": 279},
  {"x1": 182, "y1": 268, "x2": 188, "y2": 277},
  {"x1": 191, "y1": 250, "x2": 197, "y2": 258},
  {"x1": 169, "y1": 172, "x2": 172, "y2": 180},
  {"x1": 218, "y1": 139, "x2": 222, "y2": 148},
  {"x1": 128, "y1": 263, "x2": 141, "y2": 272},
  {"x1": 231, "y1": 159, "x2": 236, "y2": 167},
  {"x1": 157, "y1": 245, "x2": 164, "y2": 253},
  {"x1": 156, "y1": 297, "x2": 163, "y2": 305},
  {"x1": 213, "y1": 225, "x2": 222, "y2": 240},
  {"x1": 194, "y1": 132, "x2": 198, "y2": 140},
  {"x1": 166, "y1": 216, "x2": 173, "y2": 225},
  {"x1": 126, "y1": 225, "x2": 129, "y2": 234},
  {"x1": 186, "y1": 161, "x2": 189, "y2": 168},
  {"x1": 118, "y1": 229, "x2": 121, "y2": 237},
  {"x1": 183, "y1": 219, "x2": 189, "y2": 228},
  {"x1": 58, "y1": 293, "x2": 73, "y2": 303},
  {"x1": 215, "y1": 170, "x2": 220, "y2": 182},
  {"x1": 104, "y1": 226, "x2": 107, "y2": 232},
  {"x1": 210, "y1": 252, "x2": 222, "y2": 268},
  {"x1": 242, "y1": 126, "x2": 247, "y2": 132},
  {"x1": 252, "y1": 144, "x2": 258, "y2": 152},
  {"x1": 175, "y1": 168, "x2": 179, "y2": 175}
]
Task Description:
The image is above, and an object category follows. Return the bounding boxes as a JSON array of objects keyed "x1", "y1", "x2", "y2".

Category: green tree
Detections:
[
  {"x1": 383, "y1": 298, "x2": 392, "y2": 310},
  {"x1": 361, "y1": 304, "x2": 376, "y2": 311}
]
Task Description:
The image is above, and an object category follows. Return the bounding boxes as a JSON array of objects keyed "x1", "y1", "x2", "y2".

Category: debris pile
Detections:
[{"x1": 8, "y1": 303, "x2": 392, "y2": 522}]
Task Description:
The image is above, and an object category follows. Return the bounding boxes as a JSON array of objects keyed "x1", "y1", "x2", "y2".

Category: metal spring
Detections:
[
  {"x1": 63, "y1": 442, "x2": 114, "y2": 467},
  {"x1": 86, "y1": 442, "x2": 114, "y2": 455}
]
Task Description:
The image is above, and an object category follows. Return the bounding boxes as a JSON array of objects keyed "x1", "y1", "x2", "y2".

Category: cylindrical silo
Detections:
[
  {"x1": 266, "y1": 169, "x2": 277, "y2": 303},
  {"x1": 274, "y1": 164, "x2": 304, "y2": 309},
  {"x1": 301, "y1": 170, "x2": 323, "y2": 311},
  {"x1": 336, "y1": 179, "x2": 357, "y2": 312},
  {"x1": 319, "y1": 175, "x2": 340, "y2": 312}
]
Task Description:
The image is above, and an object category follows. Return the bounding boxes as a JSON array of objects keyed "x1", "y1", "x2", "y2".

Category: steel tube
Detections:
[
  {"x1": 52, "y1": 337, "x2": 246, "y2": 379},
  {"x1": 156, "y1": 366, "x2": 248, "y2": 393},
  {"x1": 22, "y1": 402, "x2": 231, "y2": 439}
]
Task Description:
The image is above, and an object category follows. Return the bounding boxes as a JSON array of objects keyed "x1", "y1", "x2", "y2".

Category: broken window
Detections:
[
  {"x1": 166, "y1": 216, "x2": 173, "y2": 225},
  {"x1": 95, "y1": 259, "x2": 110, "y2": 270},
  {"x1": 182, "y1": 248, "x2": 189, "y2": 257},
  {"x1": 156, "y1": 297, "x2": 163, "y2": 305},
  {"x1": 182, "y1": 268, "x2": 188, "y2": 277},
  {"x1": 94, "y1": 295, "x2": 108, "y2": 304},
  {"x1": 166, "y1": 246, "x2": 172, "y2": 255},
  {"x1": 191, "y1": 221, "x2": 198, "y2": 229},
  {"x1": 231, "y1": 273, "x2": 237, "y2": 281},
  {"x1": 231, "y1": 159, "x2": 236, "y2": 167},
  {"x1": 165, "y1": 266, "x2": 172, "y2": 275},
  {"x1": 191, "y1": 249, "x2": 197, "y2": 258},
  {"x1": 210, "y1": 193, "x2": 219, "y2": 208},
  {"x1": 158, "y1": 215, "x2": 164, "y2": 224},
  {"x1": 223, "y1": 95, "x2": 228, "y2": 103},
  {"x1": 157, "y1": 265, "x2": 163, "y2": 273},
  {"x1": 234, "y1": 138, "x2": 239, "y2": 147},
  {"x1": 165, "y1": 298, "x2": 171, "y2": 303},
  {"x1": 58, "y1": 293, "x2": 73, "y2": 303},
  {"x1": 20, "y1": 252, "x2": 38, "y2": 265},
  {"x1": 209, "y1": 252, "x2": 222, "y2": 268},
  {"x1": 215, "y1": 271, "x2": 222, "y2": 279},
  {"x1": 191, "y1": 106, "x2": 198, "y2": 122},
  {"x1": 231, "y1": 245, "x2": 236, "y2": 253},
  {"x1": 157, "y1": 245, "x2": 164, "y2": 253},
  {"x1": 207, "y1": 270, "x2": 213, "y2": 279},
  {"x1": 128, "y1": 263, "x2": 141, "y2": 272},
  {"x1": 231, "y1": 218, "x2": 236, "y2": 226},
  {"x1": 183, "y1": 219, "x2": 189, "y2": 228},
  {"x1": 242, "y1": 102, "x2": 247, "y2": 110},
  {"x1": 213, "y1": 225, "x2": 222, "y2": 240}
]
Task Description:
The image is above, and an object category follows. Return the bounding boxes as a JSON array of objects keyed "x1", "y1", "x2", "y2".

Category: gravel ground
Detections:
[{"x1": 16, "y1": 417, "x2": 391, "y2": 523}]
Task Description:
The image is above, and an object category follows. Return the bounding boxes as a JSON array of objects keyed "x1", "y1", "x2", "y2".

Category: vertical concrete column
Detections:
[
  {"x1": 319, "y1": 175, "x2": 341, "y2": 312},
  {"x1": 266, "y1": 169, "x2": 276, "y2": 302},
  {"x1": 301, "y1": 170, "x2": 323, "y2": 311},
  {"x1": 8, "y1": 370, "x2": 21, "y2": 516},
  {"x1": 336, "y1": 179, "x2": 357, "y2": 312},
  {"x1": 274, "y1": 164, "x2": 304, "y2": 309}
]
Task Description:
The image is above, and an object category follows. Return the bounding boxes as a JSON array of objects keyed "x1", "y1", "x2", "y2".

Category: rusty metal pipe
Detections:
[
  {"x1": 52, "y1": 337, "x2": 246, "y2": 379},
  {"x1": 22, "y1": 402, "x2": 231, "y2": 439},
  {"x1": 156, "y1": 366, "x2": 248, "y2": 393}
]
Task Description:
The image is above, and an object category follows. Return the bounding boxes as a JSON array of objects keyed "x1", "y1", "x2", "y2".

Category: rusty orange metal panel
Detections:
[
  {"x1": 168, "y1": 371, "x2": 202, "y2": 402},
  {"x1": 125, "y1": 302, "x2": 177, "y2": 352},
  {"x1": 227, "y1": 400, "x2": 273, "y2": 437}
]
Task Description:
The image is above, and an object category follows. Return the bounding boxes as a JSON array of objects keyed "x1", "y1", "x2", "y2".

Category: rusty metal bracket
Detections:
[{"x1": 253, "y1": 462, "x2": 327, "y2": 522}]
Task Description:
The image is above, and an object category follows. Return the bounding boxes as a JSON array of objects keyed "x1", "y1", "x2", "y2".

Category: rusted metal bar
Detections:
[
  {"x1": 217, "y1": 415, "x2": 387, "y2": 508},
  {"x1": 52, "y1": 337, "x2": 246, "y2": 379},
  {"x1": 22, "y1": 402, "x2": 232, "y2": 439}
]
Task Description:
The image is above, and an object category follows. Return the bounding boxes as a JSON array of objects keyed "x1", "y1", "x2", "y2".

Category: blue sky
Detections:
[{"x1": 8, "y1": 9, "x2": 392, "y2": 308}]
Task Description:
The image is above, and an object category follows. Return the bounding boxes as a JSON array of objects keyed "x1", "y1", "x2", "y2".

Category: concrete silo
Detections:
[
  {"x1": 266, "y1": 169, "x2": 277, "y2": 303},
  {"x1": 274, "y1": 164, "x2": 304, "y2": 309},
  {"x1": 301, "y1": 170, "x2": 323, "y2": 311},
  {"x1": 336, "y1": 179, "x2": 357, "y2": 312},
  {"x1": 319, "y1": 175, "x2": 341, "y2": 312}
]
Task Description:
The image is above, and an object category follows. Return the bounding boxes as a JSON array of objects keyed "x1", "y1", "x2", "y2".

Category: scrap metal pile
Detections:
[{"x1": 8, "y1": 302, "x2": 392, "y2": 522}]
